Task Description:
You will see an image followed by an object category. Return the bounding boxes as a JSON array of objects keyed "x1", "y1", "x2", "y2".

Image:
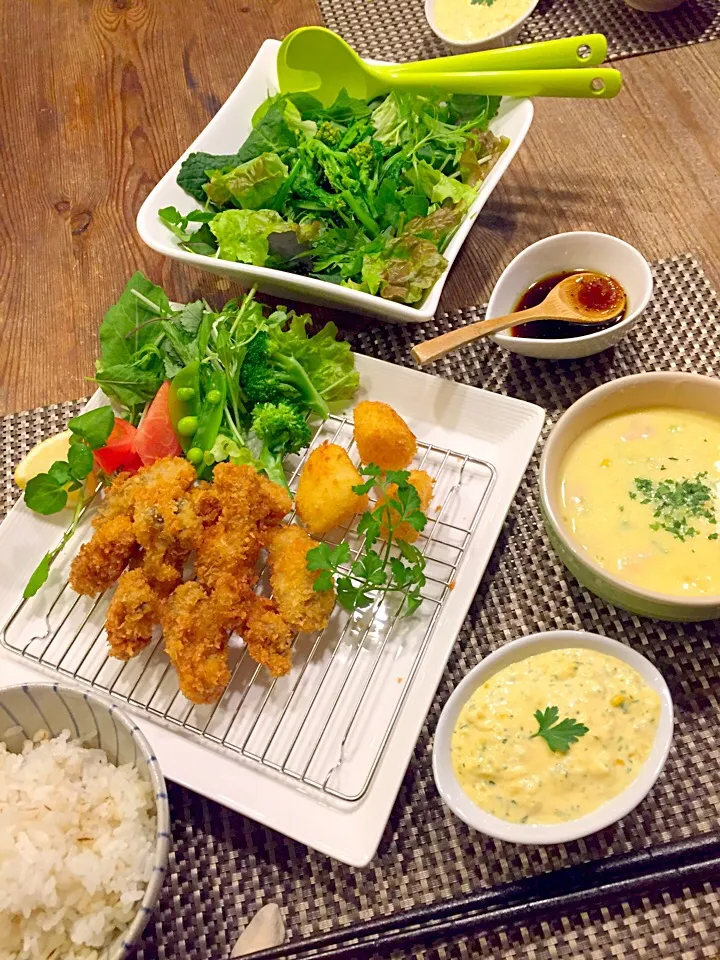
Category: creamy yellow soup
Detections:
[
  {"x1": 451, "y1": 648, "x2": 660, "y2": 824},
  {"x1": 560, "y1": 408, "x2": 720, "y2": 596},
  {"x1": 434, "y1": 0, "x2": 534, "y2": 43}
]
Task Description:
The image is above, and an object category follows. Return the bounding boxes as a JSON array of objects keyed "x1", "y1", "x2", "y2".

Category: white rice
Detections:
[{"x1": 0, "y1": 730, "x2": 156, "y2": 960}]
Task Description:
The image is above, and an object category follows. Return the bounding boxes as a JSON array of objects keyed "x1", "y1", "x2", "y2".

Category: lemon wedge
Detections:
[{"x1": 14, "y1": 430, "x2": 97, "y2": 506}]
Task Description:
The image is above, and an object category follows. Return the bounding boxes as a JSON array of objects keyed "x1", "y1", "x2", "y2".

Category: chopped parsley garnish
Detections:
[
  {"x1": 471, "y1": 0, "x2": 496, "y2": 4},
  {"x1": 531, "y1": 706, "x2": 589, "y2": 754},
  {"x1": 630, "y1": 472, "x2": 717, "y2": 542}
]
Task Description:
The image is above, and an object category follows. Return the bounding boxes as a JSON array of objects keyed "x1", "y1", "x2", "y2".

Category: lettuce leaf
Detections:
[
  {"x1": 269, "y1": 314, "x2": 360, "y2": 412},
  {"x1": 315, "y1": 89, "x2": 372, "y2": 124},
  {"x1": 94, "y1": 272, "x2": 172, "y2": 419},
  {"x1": 235, "y1": 103, "x2": 297, "y2": 161},
  {"x1": 176, "y1": 151, "x2": 244, "y2": 203},
  {"x1": 282, "y1": 100, "x2": 317, "y2": 139},
  {"x1": 210, "y1": 209, "x2": 295, "y2": 265},
  {"x1": 204, "y1": 153, "x2": 288, "y2": 209},
  {"x1": 361, "y1": 236, "x2": 447, "y2": 305},
  {"x1": 459, "y1": 131, "x2": 510, "y2": 186},
  {"x1": 402, "y1": 204, "x2": 466, "y2": 247},
  {"x1": 177, "y1": 104, "x2": 297, "y2": 202},
  {"x1": 406, "y1": 161, "x2": 477, "y2": 208},
  {"x1": 442, "y1": 93, "x2": 501, "y2": 126}
]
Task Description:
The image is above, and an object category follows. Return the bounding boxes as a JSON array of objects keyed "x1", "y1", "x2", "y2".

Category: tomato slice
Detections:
[
  {"x1": 134, "y1": 381, "x2": 183, "y2": 466},
  {"x1": 94, "y1": 418, "x2": 142, "y2": 475}
]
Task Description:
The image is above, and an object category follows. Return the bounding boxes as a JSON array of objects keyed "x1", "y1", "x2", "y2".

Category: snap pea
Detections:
[
  {"x1": 194, "y1": 371, "x2": 227, "y2": 479},
  {"x1": 169, "y1": 362, "x2": 200, "y2": 452}
]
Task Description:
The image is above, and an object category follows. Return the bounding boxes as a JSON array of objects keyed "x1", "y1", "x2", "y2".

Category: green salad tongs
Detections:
[{"x1": 277, "y1": 27, "x2": 622, "y2": 105}]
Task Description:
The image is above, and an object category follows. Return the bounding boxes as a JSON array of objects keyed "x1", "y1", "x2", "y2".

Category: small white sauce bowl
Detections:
[
  {"x1": 488, "y1": 232, "x2": 654, "y2": 359},
  {"x1": 432, "y1": 630, "x2": 673, "y2": 845},
  {"x1": 425, "y1": 0, "x2": 540, "y2": 53}
]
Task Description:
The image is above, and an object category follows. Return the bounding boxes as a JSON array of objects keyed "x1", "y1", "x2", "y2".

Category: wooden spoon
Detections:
[{"x1": 411, "y1": 272, "x2": 626, "y2": 366}]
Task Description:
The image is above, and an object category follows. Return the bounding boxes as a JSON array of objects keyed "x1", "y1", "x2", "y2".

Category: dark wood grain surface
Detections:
[{"x1": 1, "y1": 0, "x2": 719, "y2": 413}]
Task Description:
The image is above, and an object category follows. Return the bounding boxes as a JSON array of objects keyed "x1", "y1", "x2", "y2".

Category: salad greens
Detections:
[
  {"x1": 22, "y1": 272, "x2": 359, "y2": 596},
  {"x1": 160, "y1": 88, "x2": 508, "y2": 305},
  {"x1": 23, "y1": 407, "x2": 116, "y2": 598},
  {"x1": 94, "y1": 273, "x2": 358, "y2": 486}
]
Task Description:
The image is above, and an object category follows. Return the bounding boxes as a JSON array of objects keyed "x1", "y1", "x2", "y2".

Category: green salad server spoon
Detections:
[{"x1": 276, "y1": 27, "x2": 621, "y2": 104}]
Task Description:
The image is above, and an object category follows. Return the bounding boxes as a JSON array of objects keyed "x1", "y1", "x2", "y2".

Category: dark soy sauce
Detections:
[{"x1": 511, "y1": 269, "x2": 626, "y2": 340}]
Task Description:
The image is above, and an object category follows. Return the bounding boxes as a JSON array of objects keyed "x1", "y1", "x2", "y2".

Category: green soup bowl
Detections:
[{"x1": 539, "y1": 372, "x2": 720, "y2": 621}]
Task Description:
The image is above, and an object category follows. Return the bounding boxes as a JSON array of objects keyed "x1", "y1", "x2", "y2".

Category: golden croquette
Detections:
[
  {"x1": 295, "y1": 442, "x2": 369, "y2": 536},
  {"x1": 377, "y1": 469, "x2": 435, "y2": 543},
  {"x1": 353, "y1": 400, "x2": 417, "y2": 470}
]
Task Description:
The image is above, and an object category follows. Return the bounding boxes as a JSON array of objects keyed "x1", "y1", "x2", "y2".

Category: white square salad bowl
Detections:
[{"x1": 136, "y1": 39, "x2": 533, "y2": 323}]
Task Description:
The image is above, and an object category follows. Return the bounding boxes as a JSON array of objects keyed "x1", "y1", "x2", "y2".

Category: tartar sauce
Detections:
[
  {"x1": 434, "y1": 0, "x2": 535, "y2": 44},
  {"x1": 451, "y1": 648, "x2": 660, "y2": 824}
]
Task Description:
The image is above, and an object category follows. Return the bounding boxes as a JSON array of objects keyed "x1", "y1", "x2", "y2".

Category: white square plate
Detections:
[
  {"x1": 136, "y1": 39, "x2": 534, "y2": 323},
  {"x1": 0, "y1": 356, "x2": 543, "y2": 865}
]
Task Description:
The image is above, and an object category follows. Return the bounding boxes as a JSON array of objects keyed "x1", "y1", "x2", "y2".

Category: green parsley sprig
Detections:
[
  {"x1": 471, "y1": 0, "x2": 497, "y2": 5},
  {"x1": 531, "y1": 706, "x2": 589, "y2": 754},
  {"x1": 23, "y1": 407, "x2": 115, "y2": 599},
  {"x1": 630, "y1": 472, "x2": 717, "y2": 542},
  {"x1": 306, "y1": 464, "x2": 428, "y2": 616}
]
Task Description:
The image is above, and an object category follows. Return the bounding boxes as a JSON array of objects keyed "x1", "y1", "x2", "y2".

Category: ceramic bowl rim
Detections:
[
  {"x1": 539, "y1": 371, "x2": 720, "y2": 610},
  {"x1": 432, "y1": 630, "x2": 674, "y2": 844},
  {"x1": 490, "y1": 231, "x2": 653, "y2": 346},
  {"x1": 0, "y1": 682, "x2": 170, "y2": 960},
  {"x1": 424, "y1": 0, "x2": 541, "y2": 49}
]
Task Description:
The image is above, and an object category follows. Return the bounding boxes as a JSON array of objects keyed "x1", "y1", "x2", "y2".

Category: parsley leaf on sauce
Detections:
[{"x1": 531, "y1": 706, "x2": 589, "y2": 754}]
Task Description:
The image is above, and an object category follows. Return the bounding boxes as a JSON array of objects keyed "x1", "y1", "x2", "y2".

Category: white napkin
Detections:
[{"x1": 231, "y1": 903, "x2": 286, "y2": 957}]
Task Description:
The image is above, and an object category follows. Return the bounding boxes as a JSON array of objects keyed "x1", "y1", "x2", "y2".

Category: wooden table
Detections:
[{"x1": 1, "y1": 1, "x2": 719, "y2": 417}]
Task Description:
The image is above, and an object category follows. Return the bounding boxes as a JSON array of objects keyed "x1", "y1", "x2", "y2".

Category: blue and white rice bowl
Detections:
[{"x1": 0, "y1": 683, "x2": 169, "y2": 960}]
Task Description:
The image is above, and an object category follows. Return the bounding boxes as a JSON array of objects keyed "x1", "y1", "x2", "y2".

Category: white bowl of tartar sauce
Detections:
[
  {"x1": 433, "y1": 630, "x2": 673, "y2": 844},
  {"x1": 426, "y1": 0, "x2": 540, "y2": 53}
]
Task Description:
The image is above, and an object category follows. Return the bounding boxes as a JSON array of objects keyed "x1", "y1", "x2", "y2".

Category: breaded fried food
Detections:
[
  {"x1": 106, "y1": 568, "x2": 158, "y2": 660},
  {"x1": 194, "y1": 463, "x2": 291, "y2": 588},
  {"x1": 353, "y1": 400, "x2": 417, "y2": 470},
  {"x1": 70, "y1": 458, "x2": 198, "y2": 597},
  {"x1": 295, "y1": 442, "x2": 368, "y2": 536},
  {"x1": 161, "y1": 581, "x2": 232, "y2": 704},
  {"x1": 69, "y1": 515, "x2": 137, "y2": 596},
  {"x1": 236, "y1": 593, "x2": 294, "y2": 677},
  {"x1": 96, "y1": 458, "x2": 197, "y2": 524},
  {"x1": 266, "y1": 525, "x2": 336, "y2": 632},
  {"x1": 377, "y1": 469, "x2": 435, "y2": 543}
]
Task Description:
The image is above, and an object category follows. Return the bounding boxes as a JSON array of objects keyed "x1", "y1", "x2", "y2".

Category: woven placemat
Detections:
[
  {"x1": 1, "y1": 253, "x2": 719, "y2": 959},
  {"x1": 392, "y1": 881, "x2": 720, "y2": 959},
  {"x1": 317, "y1": 0, "x2": 720, "y2": 63}
]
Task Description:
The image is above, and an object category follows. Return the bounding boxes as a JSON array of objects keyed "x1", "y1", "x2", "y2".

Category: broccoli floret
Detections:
[
  {"x1": 250, "y1": 401, "x2": 312, "y2": 491},
  {"x1": 252, "y1": 402, "x2": 312, "y2": 455},
  {"x1": 316, "y1": 120, "x2": 344, "y2": 147},
  {"x1": 239, "y1": 333, "x2": 330, "y2": 419}
]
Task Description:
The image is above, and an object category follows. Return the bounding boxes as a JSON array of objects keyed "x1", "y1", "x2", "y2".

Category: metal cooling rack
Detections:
[{"x1": 2, "y1": 415, "x2": 495, "y2": 802}]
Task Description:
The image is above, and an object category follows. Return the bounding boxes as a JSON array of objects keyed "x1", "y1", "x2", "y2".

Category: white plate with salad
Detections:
[
  {"x1": 0, "y1": 275, "x2": 544, "y2": 865},
  {"x1": 136, "y1": 39, "x2": 533, "y2": 323}
]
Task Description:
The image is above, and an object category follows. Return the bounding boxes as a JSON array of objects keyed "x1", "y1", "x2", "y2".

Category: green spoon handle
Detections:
[
  {"x1": 383, "y1": 67, "x2": 623, "y2": 98},
  {"x1": 378, "y1": 34, "x2": 608, "y2": 74}
]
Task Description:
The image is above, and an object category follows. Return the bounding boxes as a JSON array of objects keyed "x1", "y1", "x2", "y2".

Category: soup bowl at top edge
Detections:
[
  {"x1": 432, "y1": 630, "x2": 673, "y2": 845},
  {"x1": 539, "y1": 371, "x2": 720, "y2": 621},
  {"x1": 0, "y1": 683, "x2": 169, "y2": 960},
  {"x1": 488, "y1": 232, "x2": 654, "y2": 359},
  {"x1": 425, "y1": 0, "x2": 540, "y2": 53}
]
